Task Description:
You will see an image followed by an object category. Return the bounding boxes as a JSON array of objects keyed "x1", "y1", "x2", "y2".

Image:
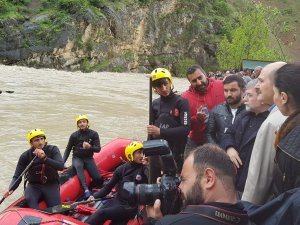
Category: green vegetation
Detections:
[
  {"x1": 216, "y1": 3, "x2": 288, "y2": 70},
  {"x1": 0, "y1": 0, "x2": 30, "y2": 19},
  {"x1": 81, "y1": 58, "x2": 112, "y2": 72},
  {"x1": 112, "y1": 65, "x2": 124, "y2": 72},
  {"x1": 175, "y1": 58, "x2": 196, "y2": 78}
]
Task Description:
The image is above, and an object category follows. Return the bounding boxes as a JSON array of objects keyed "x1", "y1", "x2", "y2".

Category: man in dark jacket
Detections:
[
  {"x1": 63, "y1": 115, "x2": 103, "y2": 199},
  {"x1": 8, "y1": 129, "x2": 64, "y2": 209},
  {"x1": 146, "y1": 144, "x2": 248, "y2": 225},
  {"x1": 207, "y1": 75, "x2": 246, "y2": 145},
  {"x1": 221, "y1": 79, "x2": 269, "y2": 194}
]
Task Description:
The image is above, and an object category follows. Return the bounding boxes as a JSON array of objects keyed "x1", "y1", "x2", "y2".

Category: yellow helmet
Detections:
[
  {"x1": 76, "y1": 114, "x2": 89, "y2": 124},
  {"x1": 27, "y1": 128, "x2": 46, "y2": 144},
  {"x1": 151, "y1": 68, "x2": 173, "y2": 84},
  {"x1": 125, "y1": 141, "x2": 143, "y2": 162}
]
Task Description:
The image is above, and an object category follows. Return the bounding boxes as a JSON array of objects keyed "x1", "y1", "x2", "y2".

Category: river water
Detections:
[{"x1": 0, "y1": 65, "x2": 189, "y2": 210}]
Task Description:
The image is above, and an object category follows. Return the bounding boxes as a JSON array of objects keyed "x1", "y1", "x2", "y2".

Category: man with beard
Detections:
[
  {"x1": 182, "y1": 65, "x2": 224, "y2": 154},
  {"x1": 207, "y1": 75, "x2": 246, "y2": 145},
  {"x1": 8, "y1": 129, "x2": 64, "y2": 209},
  {"x1": 146, "y1": 144, "x2": 248, "y2": 225}
]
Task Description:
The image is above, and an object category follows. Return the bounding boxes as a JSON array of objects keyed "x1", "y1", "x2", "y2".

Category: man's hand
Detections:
[
  {"x1": 147, "y1": 125, "x2": 160, "y2": 138},
  {"x1": 196, "y1": 105, "x2": 209, "y2": 123},
  {"x1": 58, "y1": 165, "x2": 69, "y2": 175},
  {"x1": 33, "y1": 148, "x2": 46, "y2": 160},
  {"x1": 4, "y1": 190, "x2": 13, "y2": 198},
  {"x1": 142, "y1": 155, "x2": 149, "y2": 166},
  {"x1": 87, "y1": 195, "x2": 95, "y2": 206},
  {"x1": 196, "y1": 112, "x2": 208, "y2": 123},
  {"x1": 226, "y1": 147, "x2": 242, "y2": 168},
  {"x1": 146, "y1": 199, "x2": 163, "y2": 220},
  {"x1": 83, "y1": 141, "x2": 91, "y2": 150}
]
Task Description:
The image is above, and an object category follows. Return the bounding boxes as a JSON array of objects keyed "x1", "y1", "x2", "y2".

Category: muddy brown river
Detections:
[{"x1": 0, "y1": 65, "x2": 189, "y2": 210}]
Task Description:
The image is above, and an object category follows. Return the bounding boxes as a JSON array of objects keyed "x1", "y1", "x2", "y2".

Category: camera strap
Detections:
[{"x1": 180, "y1": 205, "x2": 248, "y2": 225}]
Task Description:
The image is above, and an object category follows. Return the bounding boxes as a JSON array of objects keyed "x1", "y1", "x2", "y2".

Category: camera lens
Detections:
[{"x1": 136, "y1": 184, "x2": 161, "y2": 205}]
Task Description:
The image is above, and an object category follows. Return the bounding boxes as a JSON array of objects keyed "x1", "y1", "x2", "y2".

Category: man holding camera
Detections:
[{"x1": 146, "y1": 144, "x2": 248, "y2": 225}]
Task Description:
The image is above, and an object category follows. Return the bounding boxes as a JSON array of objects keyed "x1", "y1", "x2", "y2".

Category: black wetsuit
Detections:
[
  {"x1": 63, "y1": 128, "x2": 103, "y2": 190},
  {"x1": 149, "y1": 92, "x2": 191, "y2": 182},
  {"x1": 85, "y1": 162, "x2": 148, "y2": 225},
  {"x1": 9, "y1": 145, "x2": 64, "y2": 209}
]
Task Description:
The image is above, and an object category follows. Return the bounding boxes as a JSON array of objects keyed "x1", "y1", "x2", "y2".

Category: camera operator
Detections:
[
  {"x1": 146, "y1": 144, "x2": 249, "y2": 225},
  {"x1": 85, "y1": 141, "x2": 148, "y2": 225}
]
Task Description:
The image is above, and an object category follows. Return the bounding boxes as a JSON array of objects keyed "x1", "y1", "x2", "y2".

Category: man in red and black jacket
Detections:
[{"x1": 181, "y1": 65, "x2": 224, "y2": 154}]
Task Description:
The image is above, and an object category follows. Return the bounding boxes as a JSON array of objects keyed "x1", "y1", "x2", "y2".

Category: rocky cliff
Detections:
[{"x1": 0, "y1": 0, "x2": 230, "y2": 75}]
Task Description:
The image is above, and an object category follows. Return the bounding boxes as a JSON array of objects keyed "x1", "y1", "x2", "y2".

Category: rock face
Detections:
[{"x1": 0, "y1": 0, "x2": 226, "y2": 74}]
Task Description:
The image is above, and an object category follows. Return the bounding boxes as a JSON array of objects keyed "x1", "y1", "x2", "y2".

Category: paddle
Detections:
[
  {"x1": 149, "y1": 76, "x2": 153, "y2": 124},
  {"x1": 0, "y1": 90, "x2": 14, "y2": 94},
  {"x1": 148, "y1": 76, "x2": 153, "y2": 140},
  {"x1": 0, "y1": 155, "x2": 37, "y2": 205},
  {"x1": 41, "y1": 196, "x2": 113, "y2": 214},
  {"x1": 148, "y1": 75, "x2": 161, "y2": 183}
]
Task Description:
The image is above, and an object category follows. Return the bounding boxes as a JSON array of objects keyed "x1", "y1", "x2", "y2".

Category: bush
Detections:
[
  {"x1": 0, "y1": 0, "x2": 11, "y2": 14},
  {"x1": 175, "y1": 58, "x2": 196, "y2": 77},
  {"x1": 57, "y1": 0, "x2": 89, "y2": 14}
]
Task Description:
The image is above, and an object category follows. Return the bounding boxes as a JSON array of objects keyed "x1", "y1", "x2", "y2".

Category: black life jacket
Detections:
[
  {"x1": 25, "y1": 145, "x2": 59, "y2": 184},
  {"x1": 152, "y1": 94, "x2": 181, "y2": 131},
  {"x1": 117, "y1": 163, "x2": 148, "y2": 204},
  {"x1": 152, "y1": 93, "x2": 186, "y2": 156}
]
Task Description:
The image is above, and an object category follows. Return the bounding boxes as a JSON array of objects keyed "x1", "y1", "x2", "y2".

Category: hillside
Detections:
[
  {"x1": 258, "y1": 0, "x2": 300, "y2": 61},
  {"x1": 0, "y1": 0, "x2": 298, "y2": 74},
  {"x1": 229, "y1": 0, "x2": 300, "y2": 62}
]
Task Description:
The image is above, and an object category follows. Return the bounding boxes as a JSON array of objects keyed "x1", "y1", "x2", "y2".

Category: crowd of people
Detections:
[{"x1": 4, "y1": 62, "x2": 300, "y2": 225}]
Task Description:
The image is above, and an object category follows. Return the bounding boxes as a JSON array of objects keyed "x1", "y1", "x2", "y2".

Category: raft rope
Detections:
[
  {"x1": 0, "y1": 209, "x2": 74, "y2": 225},
  {"x1": 128, "y1": 207, "x2": 144, "y2": 225}
]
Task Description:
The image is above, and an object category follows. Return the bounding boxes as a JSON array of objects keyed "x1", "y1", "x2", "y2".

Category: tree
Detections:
[{"x1": 216, "y1": 5, "x2": 284, "y2": 70}]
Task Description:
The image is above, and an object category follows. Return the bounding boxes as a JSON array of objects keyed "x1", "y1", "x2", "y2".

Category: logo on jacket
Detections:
[
  {"x1": 170, "y1": 108, "x2": 179, "y2": 117},
  {"x1": 136, "y1": 174, "x2": 142, "y2": 181},
  {"x1": 215, "y1": 210, "x2": 241, "y2": 223}
]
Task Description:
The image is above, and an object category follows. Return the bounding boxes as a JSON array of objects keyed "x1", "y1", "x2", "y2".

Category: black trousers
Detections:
[
  {"x1": 25, "y1": 182, "x2": 61, "y2": 209},
  {"x1": 85, "y1": 199, "x2": 137, "y2": 225},
  {"x1": 72, "y1": 156, "x2": 103, "y2": 190}
]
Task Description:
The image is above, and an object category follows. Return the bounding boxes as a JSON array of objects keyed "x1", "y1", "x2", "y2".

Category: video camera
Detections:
[{"x1": 123, "y1": 139, "x2": 181, "y2": 215}]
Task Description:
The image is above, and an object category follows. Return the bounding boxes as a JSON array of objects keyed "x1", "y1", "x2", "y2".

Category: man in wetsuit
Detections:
[
  {"x1": 85, "y1": 141, "x2": 148, "y2": 225},
  {"x1": 8, "y1": 128, "x2": 64, "y2": 209},
  {"x1": 147, "y1": 68, "x2": 191, "y2": 183},
  {"x1": 63, "y1": 115, "x2": 103, "y2": 199}
]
